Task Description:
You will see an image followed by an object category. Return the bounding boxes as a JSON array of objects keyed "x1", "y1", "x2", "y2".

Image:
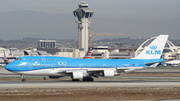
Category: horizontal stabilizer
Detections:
[{"x1": 144, "y1": 60, "x2": 169, "y2": 65}]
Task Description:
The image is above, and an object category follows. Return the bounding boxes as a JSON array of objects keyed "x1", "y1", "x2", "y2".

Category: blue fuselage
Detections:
[{"x1": 5, "y1": 56, "x2": 163, "y2": 72}]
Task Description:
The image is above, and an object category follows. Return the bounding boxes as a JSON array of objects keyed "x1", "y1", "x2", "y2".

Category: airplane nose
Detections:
[
  {"x1": 5, "y1": 64, "x2": 10, "y2": 71},
  {"x1": 5, "y1": 63, "x2": 13, "y2": 71}
]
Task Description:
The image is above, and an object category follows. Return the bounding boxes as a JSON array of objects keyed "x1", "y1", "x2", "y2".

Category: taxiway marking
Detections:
[
  {"x1": 27, "y1": 86, "x2": 38, "y2": 88},
  {"x1": 103, "y1": 85, "x2": 112, "y2": 87},
  {"x1": 174, "y1": 85, "x2": 180, "y2": 87}
]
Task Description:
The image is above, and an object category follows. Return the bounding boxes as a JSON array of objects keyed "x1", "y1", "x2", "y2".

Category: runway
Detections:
[
  {"x1": 0, "y1": 80, "x2": 180, "y2": 89},
  {"x1": 1, "y1": 67, "x2": 180, "y2": 89}
]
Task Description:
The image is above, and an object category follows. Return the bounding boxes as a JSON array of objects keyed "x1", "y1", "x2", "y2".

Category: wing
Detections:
[{"x1": 50, "y1": 66, "x2": 144, "y2": 78}]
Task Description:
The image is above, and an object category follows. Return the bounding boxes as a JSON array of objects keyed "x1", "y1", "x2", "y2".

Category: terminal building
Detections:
[
  {"x1": 90, "y1": 46, "x2": 133, "y2": 59},
  {"x1": 0, "y1": 47, "x2": 49, "y2": 65},
  {"x1": 38, "y1": 40, "x2": 56, "y2": 48}
]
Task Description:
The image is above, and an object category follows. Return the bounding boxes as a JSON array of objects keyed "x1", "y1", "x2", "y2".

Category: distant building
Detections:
[
  {"x1": 92, "y1": 46, "x2": 108, "y2": 53},
  {"x1": 90, "y1": 46, "x2": 131, "y2": 59},
  {"x1": 0, "y1": 47, "x2": 49, "y2": 63},
  {"x1": 38, "y1": 40, "x2": 56, "y2": 48}
]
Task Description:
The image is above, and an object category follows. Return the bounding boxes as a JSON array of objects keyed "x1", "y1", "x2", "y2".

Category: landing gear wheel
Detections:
[
  {"x1": 22, "y1": 78, "x2": 26, "y2": 82},
  {"x1": 21, "y1": 75, "x2": 26, "y2": 82},
  {"x1": 83, "y1": 77, "x2": 94, "y2": 81},
  {"x1": 72, "y1": 79, "x2": 80, "y2": 81},
  {"x1": 90, "y1": 78, "x2": 94, "y2": 81}
]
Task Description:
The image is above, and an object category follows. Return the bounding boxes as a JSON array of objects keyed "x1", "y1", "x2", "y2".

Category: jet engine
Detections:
[
  {"x1": 71, "y1": 72, "x2": 83, "y2": 79},
  {"x1": 103, "y1": 70, "x2": 115, "y2": 77}
]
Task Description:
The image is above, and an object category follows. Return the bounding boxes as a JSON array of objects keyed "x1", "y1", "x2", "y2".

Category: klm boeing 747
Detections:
[{"x1": 5, "y1": 35, "x2": 168, "y2": 82}]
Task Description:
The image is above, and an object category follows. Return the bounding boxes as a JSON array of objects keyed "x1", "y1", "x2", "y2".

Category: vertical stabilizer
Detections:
[
  {"x1": 3, "y1": 51, "x2": 9, "y2": 64},
  {"x1": 134, "y1": 35, "x2": 169, "y2": 59},
  {"x1": 130, "y1": 53, "x2": 134, "y2": 58},
  {"x1": 83, "y1": 47, "x2": 92, "y2": 59}
]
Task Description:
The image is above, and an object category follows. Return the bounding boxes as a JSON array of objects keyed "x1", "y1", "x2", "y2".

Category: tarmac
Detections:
[
  {"x1": 0, "y1": 66, "x2": 180, "y2": 89},
  {"x1": 1, "y1": 66, "x2": 180, "y2": 101}
]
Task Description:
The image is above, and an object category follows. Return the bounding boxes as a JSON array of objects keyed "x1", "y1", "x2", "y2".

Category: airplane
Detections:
[
  {"x1": 5, "y1": 35, "x2": 168, "y2": 82},
  {"x1": 3, "y1": 51, "x2": 15, "y2": 64},
  {"x1": 164, "y1": 60, "x2": 180, "y2": 66}
]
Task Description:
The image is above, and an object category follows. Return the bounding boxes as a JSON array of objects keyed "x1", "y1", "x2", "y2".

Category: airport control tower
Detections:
[{"x1": 73, "y1": 2, "x2": 94, "y2": 52}]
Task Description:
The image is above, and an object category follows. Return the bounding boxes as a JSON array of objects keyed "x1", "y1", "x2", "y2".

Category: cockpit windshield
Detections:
[{"x1": 16, "y1": 58, "x2": 22, "y2": 60}]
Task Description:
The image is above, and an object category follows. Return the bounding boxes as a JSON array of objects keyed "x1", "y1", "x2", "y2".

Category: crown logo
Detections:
[
  {"x1": 150, "y1": 45, "x2": 157, "y2": 50},
  {"x1": 33, "y1": 62, "x2": 40, "y2": 65}
]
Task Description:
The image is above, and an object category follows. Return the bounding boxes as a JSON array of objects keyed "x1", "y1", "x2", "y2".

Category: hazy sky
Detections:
[
  {"x1": 0, "y1": 0, "x2": 180, "y2": 40},
  {"x1": 1, "y1": 0, "x2": 180, "y2": 19}
]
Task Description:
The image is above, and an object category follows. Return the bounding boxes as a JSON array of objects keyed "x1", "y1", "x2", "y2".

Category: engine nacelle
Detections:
[
  {"x1": 72, "y1": 72, "x2": 83, "y2": 79},
  {"x1": 103, "y1": 70, "x2": 115, "y2": 77}
]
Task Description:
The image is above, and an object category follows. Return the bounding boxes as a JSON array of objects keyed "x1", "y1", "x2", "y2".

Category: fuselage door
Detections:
[
  {"x1": 42, "y1": 56, "x2": 46, "y2": 63},
  {"x1": 52, "y1": 65, "x2": 55, "y2": 70},
  {"x1": 79, "y1": 63, "x2": 83, "y2": 69},
  {"x1": 29, "y1": 64, "x2": 32, "y2": 71},
  {"x1": 103, "y1": 64, "x2": 106, "y2": 68}
]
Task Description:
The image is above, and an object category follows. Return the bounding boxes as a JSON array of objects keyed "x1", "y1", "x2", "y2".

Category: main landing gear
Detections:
[
  {"x1": 71, "y1": 77, "x2": 94, "y2": 82},
  {"x1": 72, "y1": 79, "x2": 80, "y2": 81},
  {"x1": 21, "y1": 75, "x2": 26, "y2": 82},
  {"x1": 82, "y1": 77, "x2": 94, "y2": 81}
]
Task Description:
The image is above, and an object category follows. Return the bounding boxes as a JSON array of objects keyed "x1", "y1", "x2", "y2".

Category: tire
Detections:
[
  {"x1": 22, "y1": 78, "x2": 26, "y2": 82},
  {"x1": 72, "y1": 79, "x2": 79, "y2": 81},
  {"x1": 90, "y1": 78, "x2": 94, "y2": 81},
  {"x1": 83, "y1": 77, "x2": 94, "y2": 81}
]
